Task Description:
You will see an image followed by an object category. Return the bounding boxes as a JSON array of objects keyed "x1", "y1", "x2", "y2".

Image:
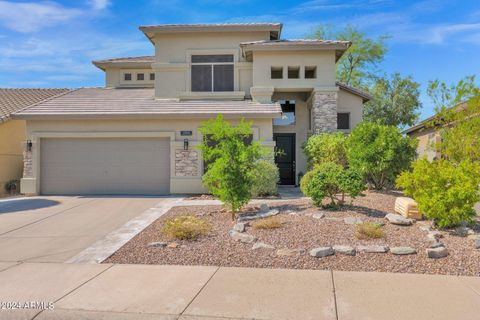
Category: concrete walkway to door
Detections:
[
  {"x1": 0, "y1": 196, "x2": 180, "y2": 263},
  {"x1": 0, "y1": 262, "x2": 479, "y2": 320}
]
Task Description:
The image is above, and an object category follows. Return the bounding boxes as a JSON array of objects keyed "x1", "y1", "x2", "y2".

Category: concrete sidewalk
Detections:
[{"x1": 0, "y1": 262, "x2": 479, "y2": 320}]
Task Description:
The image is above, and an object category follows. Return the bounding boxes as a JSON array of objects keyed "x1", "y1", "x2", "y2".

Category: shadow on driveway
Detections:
[{"x1": 0, "y1": 199, "x2": 60, "y2": 214}]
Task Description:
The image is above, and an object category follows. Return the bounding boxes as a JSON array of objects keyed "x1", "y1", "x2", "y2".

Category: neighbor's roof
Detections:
[
  {"x1": 336, "y1": 82, "x2": 372, "y2": 102},
  {"x1": 13, "y1": 88, "x2": 282, "y2": 120},
  {"x1": 240, "y1": 39, "x2": 351, "y2": 61},
  {"x1": 140, "y1": 23, "x2": 282, "y2": 43},
  {"x1": 0, "y1": 88, "x2": 71, "y2": 123},
  {"x1": 92, "y1": 56, "x2": 155, "y2": 71}
]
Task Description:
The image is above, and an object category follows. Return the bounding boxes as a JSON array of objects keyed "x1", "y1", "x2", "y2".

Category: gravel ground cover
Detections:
[{"x1": 105, "y1": 191, "x2": 480, "y2": 276}]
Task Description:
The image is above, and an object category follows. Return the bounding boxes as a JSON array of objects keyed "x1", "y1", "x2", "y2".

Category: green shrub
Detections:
[
  {"x1": 356, "y1": 222, "x2": 385, "y2": 239},
  {"x1": 346, "y1": 121, "x2": 417, "y2": 190},
  {"x1": 251, "y1": 216, "x2": 282, "y2": 229},
  {"x1": 301, "y1": 162, "x2": 365, "y2": 208},
  {"x1": 396, "y1": 159, "x2": 480, "y2": 228},
  {"x1": 161, "y1": 215, "x2": 211, "y2": 240},
  {"x1": 303, "y1": 132, "x2": 347, "y2": 168},
  {"x1": 251, "y1": 160, "x2": 279, "y2": 197},
  {"x1": 199, "y1": 115, "x2": 266, "y2": 219}
]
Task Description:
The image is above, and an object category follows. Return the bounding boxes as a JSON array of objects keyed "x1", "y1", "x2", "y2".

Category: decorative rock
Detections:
[
  {"x1": 333, "y1": 245, "x2": 356, "y2": 256},
  {"x1": 426, "y1": 247, "x2": 449, "y2": 259},
  {"x1": 260, "y1": 203, "x2": 270, "y2": 212},
  {"x1": 325, "y1": 217, "x2": 344, "y2": 222},
  {"x1": 147, "y1": 241, "x2": 167, "y2": 248},
  {"x1": 276, "y1": 248, "x2": 305, "y2": 257},
  {"x1": 429, "y1": 230, "x2": 443, "y2": 239},
  {"x1": 453, "y1": 226, "x2": 469, "y2": 237},
  {"x1": 312, "y1": 213, "x2": 325, "y2": 219},
  {"x1": 233, "y1": 222, "x2": 247, "y2": 233},
  {"x1": 228, "y1": 230, "x2": 256, "y2": 243},
  {"x1": 238, "y1": 209, "x2": 280, "y2": 222},
  {"x1": 310, "y1": 247, "x2": 335, "y2": 258},
  {"x1": 468, "y1": 234, "x2": 480, "y2": 240},
  {"x1": 429, "y1": 241, "x2": 444, "y2": 249},
  {"x1": 167, "y1": 242, "x2": 179, "y2": 248},
  {"x1": 390, "y1": 247, "x2": 417, "y2": 255},
  {"x1": 385, "y1": 213, "x2": 414, "y2": 226},
  {"x1": 475, "y1": 239, "x2": 480, "y2": 249},
  {"x1": 357, "y1": 245, "x2": 389, "y2": 253},
  {"x1": 344, "y1": 217, "x2": 363, "y2": 225},
  {"x1": 252, "y1": 242, "x2": 275, "y2": 250},
  {"x1": 419, "y1": 225, "x2": 432, "y2": 233}
]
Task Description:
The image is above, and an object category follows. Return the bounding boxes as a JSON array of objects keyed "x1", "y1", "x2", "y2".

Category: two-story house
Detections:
[{"x1": 14, "y1": 23, "x2": 370, "y2": 196}]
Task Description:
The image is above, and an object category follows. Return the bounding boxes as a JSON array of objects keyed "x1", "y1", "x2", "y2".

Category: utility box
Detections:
[{"x1": 395, "y1": 197, "x2": 422, "y2": 220}]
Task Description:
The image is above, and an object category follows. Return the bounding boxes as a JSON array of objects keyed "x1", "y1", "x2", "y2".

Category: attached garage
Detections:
[{"x1": 40, "y1": 137, "x2": 170, "y2": 195}]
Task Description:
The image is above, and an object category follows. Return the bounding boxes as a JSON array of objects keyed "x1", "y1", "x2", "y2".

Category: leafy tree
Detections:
[
  {"x1": 251, "y1": 160, "x2": 279, "y2": 197},
  {"x1": 300, "y1": 162, "x2": 365, "y2": 208},
  {"x1": 346, "y1": 122, "x2": 417, "y2": 190},
  {"x1": 303, "y1": 132, "x2": 347, "y2": 169},
  {"x1": 397, "y1": 159, "x2": 480, "y2": 228},
  {"x1": 427, "y1": 75, "x2": 478, "y2": 110},
  {"x1": 364, "y1": 73, "x2": 422, "y2": 127},
  {"x1": 199, "y1": 115, "x2": 265, "y2": 219},
  {"x1": 309, "y1": 24, "x2": 388, "y2": 88}
]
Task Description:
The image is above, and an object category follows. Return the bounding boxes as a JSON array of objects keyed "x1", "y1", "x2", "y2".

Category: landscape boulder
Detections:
[
  {"x1": 333, "y1": 245, "x2": 356, "y2": 256},
  {"x1": 385, "y1": 213, "x2": 414, "y2": 226},
  {"x1": 309, "y1": 247, "x2": 335, "y2": 258},
  {"x1": 228, "y1": 230, "x2": 256, "y2": 243},
  {"x1": 390, "y1": 247, "x2": 417, "y2": 255},
  {"x1": 357, "y1": 245, "x2": 389, "y2": 253},
  {"x1": 426, "y1": 247, "x2": 449, "y2": 259}
]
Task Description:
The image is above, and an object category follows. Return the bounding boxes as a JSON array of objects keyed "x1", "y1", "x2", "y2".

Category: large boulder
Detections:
[{"x1": 385, "y1": 213, "x2": 414, "y2": 226}]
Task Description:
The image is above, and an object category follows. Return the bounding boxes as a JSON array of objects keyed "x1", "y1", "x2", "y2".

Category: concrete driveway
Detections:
[{"x1": 0, "y1": 196, "x2": 168, "y2": 263}]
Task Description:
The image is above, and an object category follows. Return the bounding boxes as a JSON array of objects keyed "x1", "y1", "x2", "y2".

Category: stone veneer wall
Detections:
[
  {"x1": 175, "y1": 149, "x2": 199, "y2": 177},
  {"x1": 312, "y1": 91, "x2": 338, "y2": 133},
  {"x1": 23, "y1": 144, "x2": 33, "y2": 178}
]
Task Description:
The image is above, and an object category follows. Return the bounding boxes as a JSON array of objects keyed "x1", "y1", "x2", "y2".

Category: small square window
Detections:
[
  {"x1": 337, "y1": 113, "x2": 350, "y2": 130},
  {"x1": 124, "y1": 73, "x2": 132, "y2": 81},
  {"x1": 271, "y1": 67, "x2": 283, "y2": 79},
  {"x1": 288, "y1": 66, "x2": 300, "y2": 79},
  {"x1": 149, "y1": 73, "x2": 155, "y2": 81},
  {"x1": 137, "y1": 73, "x2": 144, "y2": 81},
  {"x1": 305, "y1": 66, "x2": 317, "y2": 79}
]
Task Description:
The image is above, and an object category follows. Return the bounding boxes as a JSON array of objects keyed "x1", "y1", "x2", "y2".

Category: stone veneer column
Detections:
[
  {"x1": 175, "y1": 149, "x2": 199, "y2": 177},
  {"x1": 312, "y1": 90, "x2": 338, "y2": 133},
  {"x1": 23, "y1": 143, "x2": 34, "y2": 178}
]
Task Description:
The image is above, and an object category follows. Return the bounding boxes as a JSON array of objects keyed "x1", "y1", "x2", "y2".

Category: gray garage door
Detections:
[{"x1": 41, "y1": 138, "x2": 170, "y2": 195}]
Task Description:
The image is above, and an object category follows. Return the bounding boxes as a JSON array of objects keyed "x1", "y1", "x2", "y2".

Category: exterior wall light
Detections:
[
  {"x1": 26, "y1": 140, "x2": 33, "y2": 152},
  {"x1": 184, "y1": 139, "x2": 189, "y2": 150}
]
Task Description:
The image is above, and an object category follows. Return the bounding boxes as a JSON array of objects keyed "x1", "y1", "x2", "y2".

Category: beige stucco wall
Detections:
[
  {"x1": 408, "y1": 128, "x2": 440, "y2": 161},
  {"x1": 337, "y1": 89, "x2": 364, "y2": 133},
  {"x1": 21, "y1": 117, "x2": 274, "y2": 195},
  {"x1": 252, "y1": 51, "x2": 337, "y2": 90},
  {"x1": 0, "y1": 120, "x2": 25, "y2": 193},
  {"x1": 105, "y1": 67, "x2": 154, "y2": 88}
]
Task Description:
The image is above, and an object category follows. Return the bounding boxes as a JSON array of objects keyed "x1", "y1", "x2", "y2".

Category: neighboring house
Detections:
[
  {"x1": 0, "y1": 88, "x2": 70, "y2": 194},
  {"x1": 13, "y1": 23, "x2": 371, "y2": 196}
]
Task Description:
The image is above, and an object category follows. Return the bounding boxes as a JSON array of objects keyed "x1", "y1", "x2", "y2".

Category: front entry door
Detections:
[{"x1": 274, "y1": 133, "x2": 296, "y2": 185}]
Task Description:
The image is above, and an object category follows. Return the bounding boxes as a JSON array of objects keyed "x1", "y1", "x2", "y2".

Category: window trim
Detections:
[
  {"x1": 191, "y1": 54, "x2": 234, "y2": 92},
  {"x1": 124, "y1": 73, "x2": 132, "y2": 81}
]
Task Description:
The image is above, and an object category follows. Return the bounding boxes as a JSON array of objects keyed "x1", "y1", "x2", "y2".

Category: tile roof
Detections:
[
  {"x1": 336, "y1": 82, "x2": 372, "y2": 102},
  {"x1": 240, "y1": 39, "x2": 351, "y2": 46},
  {"x1": 13, "y1": 88, "x2": 282, "y2": 120},
  {"x1": 0, "y1": 88, "x2": 71, "y2": 123},
  {"x1": 93, "y1": 56, "x2": 155, "y2": 64},
  {"x1": 92, "y1": 56, "x2": 155, "y2": 70}
]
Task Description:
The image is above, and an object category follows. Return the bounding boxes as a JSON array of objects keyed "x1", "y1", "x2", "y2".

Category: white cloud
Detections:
[
  {"x1": 89, "y1": 0, "x2": 110, "y2": 10},
  {"x1": 0, "y1": 1, "x2": 83, "y2": 33},
  {"x1": 429, "y1": 23, "x2": 480, "y2": 44}
]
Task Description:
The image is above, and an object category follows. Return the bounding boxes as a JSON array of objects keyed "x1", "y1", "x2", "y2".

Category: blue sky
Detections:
[{"x1": 0, "y1": 0, "x2": 479, "y2": 120}]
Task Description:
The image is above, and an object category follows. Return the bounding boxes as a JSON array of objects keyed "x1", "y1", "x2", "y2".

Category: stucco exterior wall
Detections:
[
  {"x1": 337, "y1": 89, "x2": 364, "y2": 132},
  {"x1": 21, "y1": 118, "x2": 274, "y2": 195},
  {"x1": 0, "y1": 120, "x2": 25, "y2": 193},
  {"x1": 105, "y1": 67, "x2": 154, "y2": 88},
  {"x1": 408, "y1": 128, "x2": 440, "y2": 161}
]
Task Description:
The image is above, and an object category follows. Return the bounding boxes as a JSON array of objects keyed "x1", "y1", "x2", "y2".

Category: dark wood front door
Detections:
[{"x1": 274, "y1": 133, "x2": 296, "y2": 185}]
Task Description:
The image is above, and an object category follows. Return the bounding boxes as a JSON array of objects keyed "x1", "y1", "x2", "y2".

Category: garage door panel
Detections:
[{"x1": 41, "y1": 138, "x2": 170, "y2": 195}]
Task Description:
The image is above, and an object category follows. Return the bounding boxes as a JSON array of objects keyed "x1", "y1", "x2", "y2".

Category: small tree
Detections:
[
  {"x1": 300, "y1": 162, "x2": 365, "y2": 208},
  {"x1": 251, "y1": 160, "x2": 279, "y2": 197},
  {"x1": 346, "y1": 122, "x2": 417, "y2": 190},
  {"x1": 199, "y1": 115, "x2": 264, "y2": 220},
  {"x1": 303, "y1": 132, "x2": 347, "y2": 169}
]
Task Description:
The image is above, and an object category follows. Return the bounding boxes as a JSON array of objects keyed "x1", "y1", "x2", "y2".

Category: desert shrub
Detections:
[
  {"x1": 251, "y1": 160, "x2": 279, "y2": 197},
  {"x1": 161, "y1": 215, "x2": 211, "y2": 240},
  {"x1": 251, "y1": 216, "x2": 282, "y2": 229},
  {"x1": 300, "y1": 162, "x2": 365, "y2": 208},
  {"x1": 4, "y1": 180, "x2": 19, "y2": 194},
  {"x1": 356, "y1": 222, "x2": 385, "y2": 239},
  {"x1": 199, "y1": 115, "x2": 266, "y2": 219},
  {"x1": 303, "y1": 132, "x2": 347, "y2": 168},
  {"x1": 396, "y1": 159, "x2": 480, "y2": 228},
  {"x1": 346, "y1": 121, "x2": 417, "y2": 190}
]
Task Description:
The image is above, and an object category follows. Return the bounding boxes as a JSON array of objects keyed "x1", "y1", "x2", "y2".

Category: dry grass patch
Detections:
[
  {"x1": 161, "y1": 215, "x2": 211, "y2": 240},
  {"x1": 356, "y1": 221, "x2": 385, "y2": 239},
  {"x1": 251, "y1": 216, "x2": 282, "y2": 229}
]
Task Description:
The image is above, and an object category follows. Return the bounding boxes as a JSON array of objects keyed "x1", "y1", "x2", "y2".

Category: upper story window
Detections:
[
  {"x1": 150, "y1": 73, "x2": 155, "y2": 81},
  {"x1": 191, "y1": 54, "x2": 234, "y2": 92},
  {"x1": 274, "y1": 100, "x2": 295, "y2": 126},
  {"x1": 124, "y1": 73, "x2": 132, "y2": 81},
  {"x1": 271, "y1": 67, "x2": 283, "y2": 79},
  {"x1": 288, "y1": 66, "x2": 300, "y2": 79},
  {"x1": 137, "y1": 73, "x2": 144, "y2": 81},
  {"x1": 337, "y1": 112, "x2": 350, "y2": 130},
  {"x1": 305, "y1": 66, "x2": 317, "y2": 79}
]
